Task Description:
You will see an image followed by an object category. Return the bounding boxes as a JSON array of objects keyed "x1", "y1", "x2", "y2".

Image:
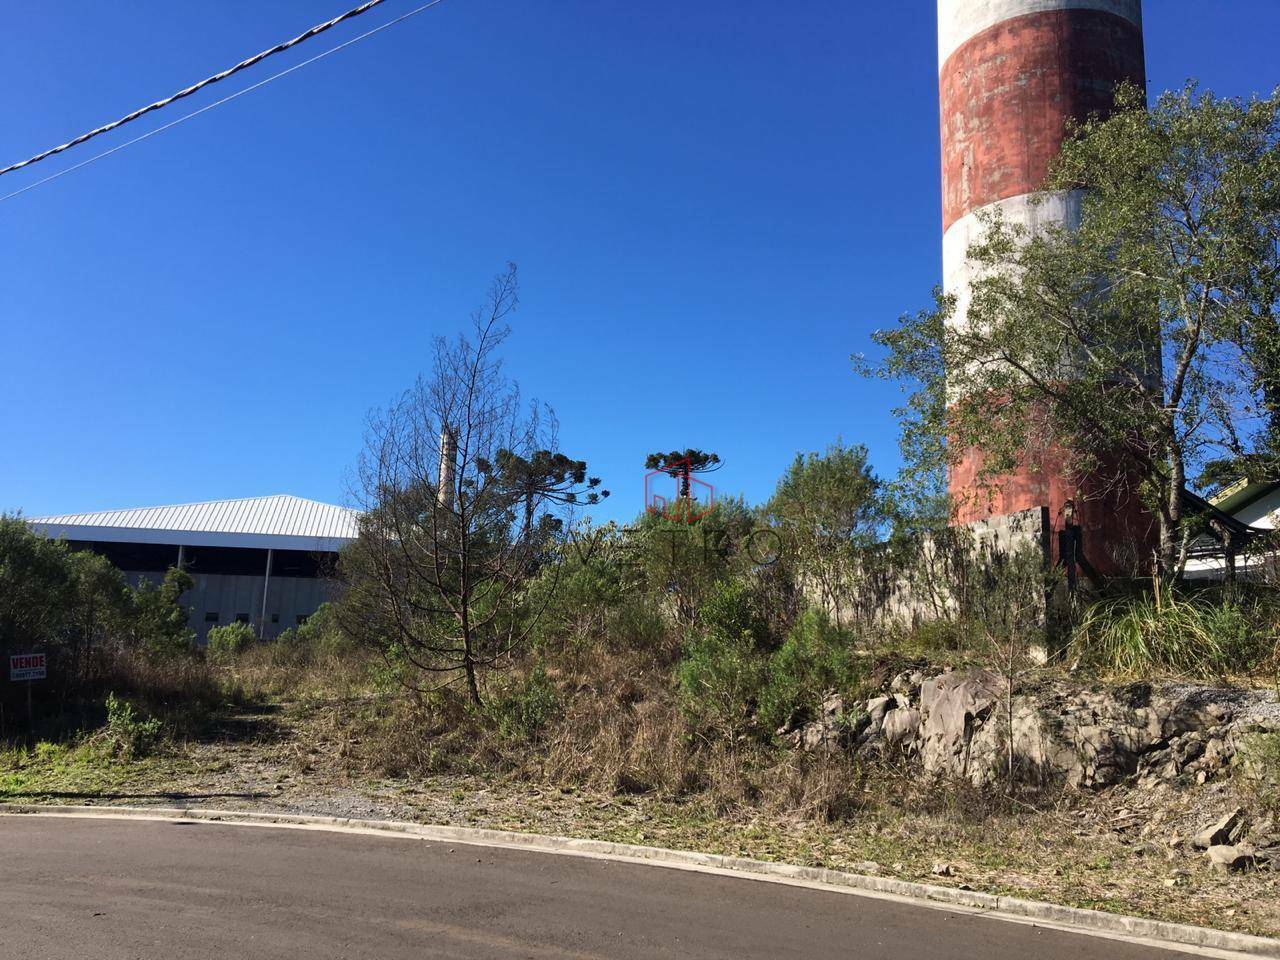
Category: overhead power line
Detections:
[
  {"x1": 0, "y1": 0, "x2": 447, "y2": 204},
  {"x1": 1, "y1": 0, "x2": 392, "y2": 178},
  {"x1": 2, "y1": 0, "x2": 424, "y2": 178}
]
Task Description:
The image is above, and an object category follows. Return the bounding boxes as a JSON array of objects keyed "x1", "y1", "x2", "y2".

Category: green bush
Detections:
[
  {"x1": 103, "y1": 692, "x2": 163, "y2": 759},
  {"x1": 606, "y1": 599, "x2": 669, "y2": 653},
  {"x1": 629, "y1": 499, "x2": 757, "y2": 624},
  {"x1": 525, "y1": 528, "x2": 628, "y2": 653},
  {"x1": 758, "y1": 608, "x2": 861, "y2": 733},
  {"x1": 1073, "y1": 592, "x2": 1272, "y2": 679},
  {"x1": 696, "y1": 575, "x2": 768, "y2": 643},
  {"x1": 206, "y1": 621, "x2": 256, "y2": 664},
  {"x1": 271, "y1": 603, "x2": 350, "y2": 666},
  {"x1": 1237, "y1": 731, "x2": 1280, "y2": 814},
  {"x1": 487, "y1": 664, "x2": 559, "y2": 742},
  {"x1": 130, "y1": 568, "x2": 198, "y2": 657},
  {"x1": 676, "y1": 579, "x2": 769, "y2": 738}
]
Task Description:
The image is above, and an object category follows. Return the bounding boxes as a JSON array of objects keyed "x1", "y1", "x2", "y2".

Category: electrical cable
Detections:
[
  {"x1": 0, "y1": 0, "x2": 447, "y2": 204},
  {"x1": 2, "y1": 0, "x2": 398, "y2": 178}
]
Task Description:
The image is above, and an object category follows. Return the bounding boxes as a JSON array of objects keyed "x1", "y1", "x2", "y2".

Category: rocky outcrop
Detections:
[{"x1": 783, "y1": 668, "x2": 1280, "y2": 791}]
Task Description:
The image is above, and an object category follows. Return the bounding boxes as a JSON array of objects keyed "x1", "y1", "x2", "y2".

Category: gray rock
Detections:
[
  {"x1": 800, "y1": 721, "x2": 840, "y2": 754},
  {"x1": 1193, "y1": 808, "x2": 1246, "y2": 850},
  {"x1": 882, "y1": 707, "x2": 921, "y2": 746},
  {"x1": 865, "y1": 695, "x2": 894, "y2": 726},
  {"x1": 917, "y1": 670, "x2": 1002, "y2": 781},
  {"x1": 781, "y1": 670, "x2": 1275, "y2": 795},
  {"x1": 1206, "y1": 843, "x2": 1256, "y2": 872}
]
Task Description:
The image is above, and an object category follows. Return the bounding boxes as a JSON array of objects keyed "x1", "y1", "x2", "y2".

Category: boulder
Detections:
[
  {"x1": 882, "y1": 707, "x2": 921, "y2": 747},
  {"x1": 780, "y1": 669, "x2": 1274, "y2": 793},
  {"x1": 917, "y1": 670, "x2": 1003, "y2": 780},
  {"x1": 790, "y1": 692, "x2": 850, "y2": 754},
  {"x1": 865, "y1": 695, "x2": 895, "y2": 726},
  {"x1": 1206, "y1": 844, "x2": 1256, "y2": 873},
  {"x1": 1193, "y1": 808, "x2": 1246, "y2": 850}
]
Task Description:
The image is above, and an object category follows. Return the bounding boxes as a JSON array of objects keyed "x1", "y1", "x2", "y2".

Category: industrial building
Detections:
[{"x1": 27, "y1": 495, "x2": 359, "y2": 643}]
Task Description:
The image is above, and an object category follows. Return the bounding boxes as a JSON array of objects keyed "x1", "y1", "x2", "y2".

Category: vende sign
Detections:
[{"x1": 9, "y1": 653, "x2": 47, "y2": 682}]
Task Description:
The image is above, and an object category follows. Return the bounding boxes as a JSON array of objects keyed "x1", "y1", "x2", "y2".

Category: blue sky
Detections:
[{"x1": 2, "y1": 1, "x2": 1278, "y2": 523}]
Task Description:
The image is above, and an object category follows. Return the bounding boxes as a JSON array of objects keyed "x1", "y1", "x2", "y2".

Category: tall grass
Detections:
[{"x1": 1073, "y1": 589, "x2": 1276, "y2": 679}]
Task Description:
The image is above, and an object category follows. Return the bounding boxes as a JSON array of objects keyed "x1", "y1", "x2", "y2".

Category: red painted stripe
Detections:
[{"x1": 939, "y1": 8, "x2": 1144, "y2": 231}]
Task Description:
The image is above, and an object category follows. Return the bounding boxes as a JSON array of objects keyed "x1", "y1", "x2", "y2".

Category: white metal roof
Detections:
[{"x1": 27, "y1": 495, "x2": 360, "y2": 552}]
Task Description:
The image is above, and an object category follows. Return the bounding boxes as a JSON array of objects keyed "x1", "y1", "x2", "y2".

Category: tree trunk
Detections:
[
  {"x1": 1161, "y1": 444, "x2": 1185, "y2": 579},
  {"x1": 464, "y1": 650, "x2": 481, "y2": 706}
]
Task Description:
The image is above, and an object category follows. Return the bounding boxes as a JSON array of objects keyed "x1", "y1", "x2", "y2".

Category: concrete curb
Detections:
[{"x1": 3, "y1": 803, "x2": 1276, "y2": 958}]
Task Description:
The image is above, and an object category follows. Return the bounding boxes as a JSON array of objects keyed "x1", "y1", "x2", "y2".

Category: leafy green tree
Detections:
[
  {"x1": 644, "y1": 449, "x2": 722, "y2": 499},
  {"x1": 0, "y1": 515, "x2": 73, "y2": 654},
  {"x1": 764, "y1": 442, "x2": 884, "y2": 624},
  {"x1": 65, "y1": 550, "x2": 131, "y2": 678},
  {"x1": 128, "y1": 568, "x2": 196, "y2": 656},
  {"x1": 861, "y1": 82, "x2": 1280, "y2": 576}
]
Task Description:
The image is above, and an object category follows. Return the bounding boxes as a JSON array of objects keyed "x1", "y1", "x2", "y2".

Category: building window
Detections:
[
  {"x1": 204, "y1": 612, "x2": 220, "y2": 623},
  {"x1": 235, "y1": 613, "x2": 250, "y2": 624},
  {"x1": 271, "y1": 613, "x2": 280, "y2": 624}
]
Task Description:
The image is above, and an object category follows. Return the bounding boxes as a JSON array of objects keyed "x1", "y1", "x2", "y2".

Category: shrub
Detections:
[
  {"x1": 696, "y1": 575, "x2": 768, "y2": 643},
  {"x1": 630, "y1": 499, "x2": 757, "y2": 625},
  {"x1": 606, "y1": 599, "x2": 669, "y2": 654},
  {"x1": 130, "y1": 568, "x2": 198, "y2": 657},
  {"x1": 487, "y1": 664, "x2": 560, "y2": 742},
  {"x1": 271, "y1": 603, "x2": 350, "y2": 667},
  {"x1": 525, "y1": 527, "x2": 628, "y2": 655},
  {"x1": 206, "y1": 621, "x2": 256, "y2": 664},
  {"x1": 1073, "y1": 591, "x2": 1272, "y2": 679},
  {"x1": 103, "y1": 692, "x2": 163, "y2": 758},
  {"x1": 758, "y1": 608, "x2": 861, "y2": 733},
  {"x1": 676, "y1": 579, "x2": 769, "y2": 739},
  {"x1": 1237, "y1": 731, "x2": 1280, "y2": 814}
]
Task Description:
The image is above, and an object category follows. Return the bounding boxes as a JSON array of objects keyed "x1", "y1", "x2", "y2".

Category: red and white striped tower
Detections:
[{"x1": 938, "y1": 0, "x2": 1149, "y2": 568}]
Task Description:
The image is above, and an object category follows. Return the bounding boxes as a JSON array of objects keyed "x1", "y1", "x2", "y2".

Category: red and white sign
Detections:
[{"x1": 9, "y1": 653, "x2": 47, "y2": 682}]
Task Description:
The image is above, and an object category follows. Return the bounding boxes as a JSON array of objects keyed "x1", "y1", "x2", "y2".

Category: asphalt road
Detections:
[{"x1": 0, "y1": 816, "x2": 1194, "y2": 960}]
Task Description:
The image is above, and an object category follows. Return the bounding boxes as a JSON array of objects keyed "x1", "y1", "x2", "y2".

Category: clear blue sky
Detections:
[{"x1": 2, "y1": 1, "x2": 1277, "y2": 523}]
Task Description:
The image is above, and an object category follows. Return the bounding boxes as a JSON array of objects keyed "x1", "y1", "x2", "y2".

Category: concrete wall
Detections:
[
  {"x1": 127, "y1": 571, "x2": 338, "y2": 643},
  {"x1": 823, "y1": 507, "x2": 1052, "y2": 631}
]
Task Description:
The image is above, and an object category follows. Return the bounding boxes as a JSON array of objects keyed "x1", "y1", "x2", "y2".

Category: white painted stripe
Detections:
[
  {"x1": 937, "y1": 0, "x2": 1142, "y2": 68},
  {"x1": 942, "y1": 189, "x2": 1085, "y2": 335}
]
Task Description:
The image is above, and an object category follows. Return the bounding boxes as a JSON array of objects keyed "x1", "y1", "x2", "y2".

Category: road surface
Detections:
[{"x1": 0, "y1": 815, "x2": 1194, "y2": 959}]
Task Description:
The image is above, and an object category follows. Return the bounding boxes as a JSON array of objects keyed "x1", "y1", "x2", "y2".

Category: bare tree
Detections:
[{"x1": 339, "y1": 265, "x2": 599, "y2": 705}]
